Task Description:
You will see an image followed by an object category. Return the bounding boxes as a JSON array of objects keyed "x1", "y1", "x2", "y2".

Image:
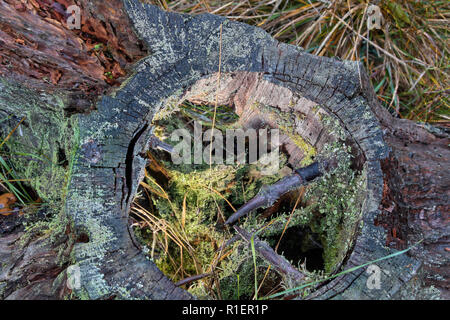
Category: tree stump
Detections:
[{"x1": 0, "y1": 0, "x2": 448, "y2": 300}]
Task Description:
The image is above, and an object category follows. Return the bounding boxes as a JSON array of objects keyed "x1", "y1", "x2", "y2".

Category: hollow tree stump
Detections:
[{"x1": 0, "y1": 0, "x2": 448, "y2": 300}]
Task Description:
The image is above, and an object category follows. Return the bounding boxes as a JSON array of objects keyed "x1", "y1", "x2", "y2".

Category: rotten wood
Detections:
[
  {"x1": 0, "y1": 0, "x2": 447, "y2": 300},
  {"x1": 0, "y1": 0, "x2": 148, "y2": 114}
]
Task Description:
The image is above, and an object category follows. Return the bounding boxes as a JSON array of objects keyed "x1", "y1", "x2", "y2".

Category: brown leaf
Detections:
[
  {"x1": 50, "y1": 70, "x2": 62, "y2": 85},
  {"x1": 0, "y1": 193, "x2": 17, "y2": 216},
  {"x1": 112, "y1": 63, "x2": 125, "y2": 78}
]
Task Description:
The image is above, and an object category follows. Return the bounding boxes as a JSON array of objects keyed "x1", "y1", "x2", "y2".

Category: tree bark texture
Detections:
[{"x1": 0, "y1": 0, "x2": 448, "y2": 300}]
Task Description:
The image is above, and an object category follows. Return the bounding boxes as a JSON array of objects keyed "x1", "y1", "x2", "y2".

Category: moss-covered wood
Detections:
[{"x1": 0, "y1": 0, "x2": 447, "y2": 300}]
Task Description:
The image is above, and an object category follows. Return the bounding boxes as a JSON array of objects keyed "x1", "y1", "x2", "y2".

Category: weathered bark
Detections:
[
  {"x1": 371, "y1": 99, "x2": 449, "y2": 299},
  {"x1": 0, "y1": 221, "x2": 72, "y2": 299},
  {"x1": 0, "y1": 0, "x2": 447, "y2": 300}
]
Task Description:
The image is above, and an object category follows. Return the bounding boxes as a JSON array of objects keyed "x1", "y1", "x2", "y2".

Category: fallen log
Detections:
[{"x1": 0, "y1": 0, "x2": 447, "y2": 300}]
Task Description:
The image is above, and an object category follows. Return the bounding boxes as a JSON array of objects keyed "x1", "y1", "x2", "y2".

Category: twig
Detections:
[
  {"x1": 217, "y1": 234, "x2": 240, "y2": 252},
  {"x1": 175, "y1": 272, "x2": 212, "y2": 287},
  {"x1": 225, "y1": 160, "x2": 334, "y2": 225},
  {"x1": 233, "y1": 226, "x2": 305, "y2": 282},
  {"x1": 148, "y1": 135, "x2": 174, "y2": 154}
]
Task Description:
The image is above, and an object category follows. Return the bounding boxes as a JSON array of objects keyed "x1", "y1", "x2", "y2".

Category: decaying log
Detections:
[
  {"x1": 0, "y1": 0, "x2": 447, "y2": 300},
  {"x1": 0, "y1": 212, "x2": 72, "y2": 299},
  {"x1": 0, "y1": 0, "x2": 148, "y2": 113}
]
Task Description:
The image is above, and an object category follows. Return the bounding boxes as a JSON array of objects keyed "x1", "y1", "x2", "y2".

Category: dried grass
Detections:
[{"x1": 147, "y1": 0, "x2": 449, "y2": 124}]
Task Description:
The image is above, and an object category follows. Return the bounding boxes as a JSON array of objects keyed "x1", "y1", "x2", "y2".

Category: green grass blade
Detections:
[
  {"x1": 261, "y1": 240, "x2": 423, "y2": 300},
  {"x1": 237, "y1": 274, "x2": 240, "y2": 300},
  {"x1": 251, "y1": 235, "x2": 258, "y2": 300}
]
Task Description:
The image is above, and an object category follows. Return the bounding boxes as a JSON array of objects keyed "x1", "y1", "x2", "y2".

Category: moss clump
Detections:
[
  {"x1": 0, "y1": 78, "x2": 79, "y2": 204},
  {"x1": 285, "y1": 131, "x2": 316, "y2": 166},
  {"x1": 219, "y1": 243, "x2": 280, "y2": 300},
  {"x1": 256, "y1": 140, "x2": 365, "y2": 275},
  {"x1": 0, "y1": 79, "x2": 79, "y2": 295},
  {"x1": 302, "y1": 142, "x2": 365, "y2": 273}
]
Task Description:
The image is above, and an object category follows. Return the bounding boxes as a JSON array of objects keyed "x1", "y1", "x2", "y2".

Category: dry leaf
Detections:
[
  {"x1": 0, "y1": 193, "x2": 17, "y2": 216},
  {"x1": 50, "y1": 69, "x2": 62, "y2": 85}
]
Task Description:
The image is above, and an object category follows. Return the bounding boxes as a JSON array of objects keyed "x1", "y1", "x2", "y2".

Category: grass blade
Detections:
[{"x1": 261, "y1": 239, "x2": 423, "y2": 300}]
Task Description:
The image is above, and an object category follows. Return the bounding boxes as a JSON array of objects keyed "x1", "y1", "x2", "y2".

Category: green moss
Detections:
[
  {"x1": 133, "y1": 101, "x2": 293, "y2": 288},
  {"x1": 140, "y1": 151, "x2": 288, "y2": 281},
  {"x1": 285, "y1": 132, "x2": 316, "y2": 166},
  {"x1": 218, "y1": 243, "x2": 278, "y2": 300},
  {"x1": 243, "y1": 115, "x2": 365, "y2": 276},
  {"x1": 0, "y1": 78, "x2": 80, "y2": 292},
  {"x1": 260, "y1": 140, "x2": 365, "y2": 274},
  {"x1": 0, "y1": 78, "x2": 79, "y2": 204}
]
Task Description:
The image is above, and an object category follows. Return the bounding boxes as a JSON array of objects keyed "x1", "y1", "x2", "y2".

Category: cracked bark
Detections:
[{"x1": 0, "y1": 0, "x2": 448, "y2": 300}]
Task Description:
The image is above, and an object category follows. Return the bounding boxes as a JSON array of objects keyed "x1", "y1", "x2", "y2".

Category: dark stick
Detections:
[
  {"x1": 217, "y1": 234, "x2": 240, "y2": 252},
  {"x1": 224, "y1": 161, "x2": 331, "y2": 225},
  {"x1": 148, "y1": 134, "x2": 175, "y2": 153},
  {"x1": 233, "y1": 226, "x2": 305, "y2": 282},
  {"x1": 175, "y1": 272, "x2": 212, "y2": 287}
]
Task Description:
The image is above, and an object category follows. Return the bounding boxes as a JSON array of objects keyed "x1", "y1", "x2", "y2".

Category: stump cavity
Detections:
[{"x1": 130, "y1": 72, "x2": 367, "y2": 299}]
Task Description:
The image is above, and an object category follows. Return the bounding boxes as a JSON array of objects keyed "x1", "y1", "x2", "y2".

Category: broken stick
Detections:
[
  {"x1": 234, "y1": 225, "x2": 305, "y2": 282},
  {"x1": 175, "y1": 272, "x2": 212, "y2": 287},
  {"x1": 225, "y1": 160, "x2": 335, "y2": 225},
  {"x1": 148, "y1": 134, "x2": 175, "y2": 154}
]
